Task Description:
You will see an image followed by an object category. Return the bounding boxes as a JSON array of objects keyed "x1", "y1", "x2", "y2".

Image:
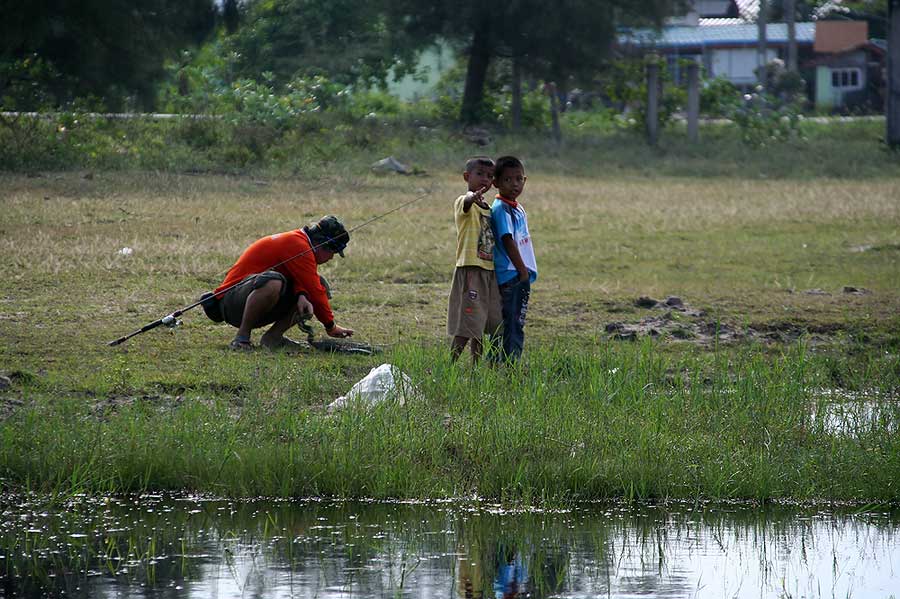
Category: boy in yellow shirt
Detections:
[{"x1": 448, "y1": 156, "x2": 502, "y2": 362}]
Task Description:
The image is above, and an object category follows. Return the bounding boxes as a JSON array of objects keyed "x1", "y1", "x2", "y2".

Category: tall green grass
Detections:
[
  {"x1": 2, "y1": 112, "x2": 898, "y2": 180},
  {"x1": 2, "y1": 340, "x2": 897, "y2": 502}
]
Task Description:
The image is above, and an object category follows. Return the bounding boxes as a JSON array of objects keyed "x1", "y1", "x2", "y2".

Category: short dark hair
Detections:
[
  {"x1": 493, "y1": 155, "x2": 524, "y2": 179},
  {"x1": 465, "y1": 156, "x2": 494, "y2": 173}
]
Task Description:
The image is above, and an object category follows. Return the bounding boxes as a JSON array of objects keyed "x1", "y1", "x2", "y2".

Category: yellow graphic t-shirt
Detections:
[{"x1": 454, "y1": 194, "x2": 495, "y2": 269}]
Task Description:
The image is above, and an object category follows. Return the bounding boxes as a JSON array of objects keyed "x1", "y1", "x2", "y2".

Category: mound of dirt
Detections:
[{"x1": 606, "y1": 296, "x2": 837, "y2": 347}]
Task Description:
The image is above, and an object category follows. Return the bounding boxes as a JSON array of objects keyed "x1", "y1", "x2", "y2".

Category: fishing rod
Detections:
[{"x1": 107, "y1": 187, "x2": 433, "y2": 347}]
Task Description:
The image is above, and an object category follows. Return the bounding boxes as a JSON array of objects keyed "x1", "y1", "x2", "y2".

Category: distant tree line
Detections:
[
  {"x1": 2, "y1": 0, "x2": 880, "y2": 123},
  {"x1": 0, "y1": 0, "x2": 218, "y2": 110}
]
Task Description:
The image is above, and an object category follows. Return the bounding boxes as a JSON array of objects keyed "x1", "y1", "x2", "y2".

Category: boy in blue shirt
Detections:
[{"x1": 490, "y1": 156, "x2": 537, "y2": 362}]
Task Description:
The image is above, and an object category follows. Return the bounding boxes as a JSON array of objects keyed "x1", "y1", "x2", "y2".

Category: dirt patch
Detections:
[
  {"x1": 606, "y1": 297, "x2": 839, "y2": 347},
  {"x1": 0, "y1": 395, "x2": 27, "y2": 420},
  {"x1": 90, "y1": 393, "x2": 187, "y2": 419}
]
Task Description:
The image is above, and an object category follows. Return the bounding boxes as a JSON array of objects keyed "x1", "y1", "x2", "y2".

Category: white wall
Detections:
[
  {"x1": 386, "y1": 43, "x2": 456, "y2": 102},
  {"x1": 711, "y1": 47, "x2": 776, "y2": 84}
]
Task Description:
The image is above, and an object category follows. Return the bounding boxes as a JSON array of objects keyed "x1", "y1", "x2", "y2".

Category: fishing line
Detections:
[{"x1": 107, "y1": 186, "x2": 434, "y2": 346}]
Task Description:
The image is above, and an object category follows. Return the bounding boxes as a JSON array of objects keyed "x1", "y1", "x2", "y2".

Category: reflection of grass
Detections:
[
  {"x1": 0, "y1": 137, "x2": 898, "y2": 502},
  {"x1": 3, "y1": 494, "x2": 896, "y2": 597}
]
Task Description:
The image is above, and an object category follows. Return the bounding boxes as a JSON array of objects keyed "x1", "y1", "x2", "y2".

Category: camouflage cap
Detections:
[{"x1": 307, "y1": 215, "x2": 349, "y2": 257}]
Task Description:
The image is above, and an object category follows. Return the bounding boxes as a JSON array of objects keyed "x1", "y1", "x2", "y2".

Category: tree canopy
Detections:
[
  {"x1": 0, "y1": 0, "x2": 216, "y2": 110},
  {"x1": 226, "y1": 0, "x2": 394, "y2": 87},
  {"x1": 383, "y1": 0, "x2": 688, "y2": 123},
  {"x1": 4, "y1": 0, "x2": 692, "y2": 120}
]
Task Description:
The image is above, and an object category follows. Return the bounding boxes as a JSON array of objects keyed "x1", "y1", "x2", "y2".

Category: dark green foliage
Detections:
[
  {"x1": 227, "y1": 0, "x2": 393, "y2": 88},
  {"x1": 0, "y1": 0, "x2": 217, "y2": 110},
  {"x1": 700, "y1": 77, "x2": 741, "y2": 117},
  {"x1": 223, "y1": 0, "x2": 242, "y2": 34}
]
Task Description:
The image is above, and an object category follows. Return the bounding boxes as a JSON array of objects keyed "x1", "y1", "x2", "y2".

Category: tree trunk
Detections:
[
  {"x1": 547, "y1": 82, "x2": 561, "y2": 144},
  {"x1": 757, "y1": 0, "x2": 768, "y2": 83},
  {"x1": 646, "y1": 60, "x2": 659, "y2": 146},
  {"x1": 460, "y1": 24, "x2": 493, "y2": 125},
  {"x1": 223, "y1": 0, "x2": 240, "y2": 34},
  {"x1": 889, "y1": 0, "x2": 900, "y2": 147},
  {"x1": 511, "y1": 56, "x2": 522, "y2": 130},
  {"x1": 785, "y1": 0, "x2": 797, "y2": 72}
]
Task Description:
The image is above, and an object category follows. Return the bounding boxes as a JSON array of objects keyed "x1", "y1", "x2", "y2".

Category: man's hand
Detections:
[
  {"x1": 296, "y1": 295, "x2": 313, "y2": 318},
  {"x1": 518, "y1": 269, "x2": 530, "y2": 283},
  {"x1": 327, "y1": 324, "x2": 354, "y2": 338}
]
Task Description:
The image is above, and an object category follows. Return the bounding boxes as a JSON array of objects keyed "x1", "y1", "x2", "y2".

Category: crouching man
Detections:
[{"x1": 201, "y1": 215, "x2": 354, "y2": 350}]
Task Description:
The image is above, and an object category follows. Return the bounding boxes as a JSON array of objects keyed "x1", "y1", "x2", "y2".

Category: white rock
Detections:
[{"x1": 370, "y1": 156, "x2": 411, "y2": 175}]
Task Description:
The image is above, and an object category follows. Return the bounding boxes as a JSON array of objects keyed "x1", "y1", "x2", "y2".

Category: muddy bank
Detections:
[{"x1": 605, "y1": 296, "x2": 844, "y2": 347}]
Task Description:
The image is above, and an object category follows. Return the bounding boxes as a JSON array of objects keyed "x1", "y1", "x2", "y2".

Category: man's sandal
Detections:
[{"x1": 229, "y1": 338, "x2": 254, "y2": 351}]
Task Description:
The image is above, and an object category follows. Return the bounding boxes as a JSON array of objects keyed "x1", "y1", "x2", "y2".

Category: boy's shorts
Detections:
[
  {"x1": 447, "y1": 266, "x2": 502, "y2": 339},
  {"x1": 219, "y1": 271, "x2": 297, "y2": 328}
]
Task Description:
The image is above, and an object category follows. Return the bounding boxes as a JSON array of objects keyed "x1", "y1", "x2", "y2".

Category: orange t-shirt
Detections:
[{"x1": 215, "y1": 229, "x2": 334, "y2": 326}]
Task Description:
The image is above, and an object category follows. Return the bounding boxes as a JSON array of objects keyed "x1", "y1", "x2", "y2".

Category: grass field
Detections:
[{"x1": 1, "y1": 121, "x2": 899, "y2": 502}]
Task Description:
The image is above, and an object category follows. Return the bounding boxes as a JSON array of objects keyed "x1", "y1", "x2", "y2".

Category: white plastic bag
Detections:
[{"x1": 327, "y1": 363, "x2": 420, "y2": 413}]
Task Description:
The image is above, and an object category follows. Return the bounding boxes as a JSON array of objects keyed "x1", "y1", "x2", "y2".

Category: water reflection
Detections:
[
  {"x1": 1, "y1": 495, "x2": 898, "y2": 598},
  {"x1": 812, "y1": 388, "x2": 899, "y2": 436}
]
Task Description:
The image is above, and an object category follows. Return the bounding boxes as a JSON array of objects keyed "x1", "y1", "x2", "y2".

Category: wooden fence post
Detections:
[
  {"x1": 646, "y1": 58, "x2": 660, "y2": 146},
  {"x1": 687, "y1": 62, "x2": 700, "y2": 143}
]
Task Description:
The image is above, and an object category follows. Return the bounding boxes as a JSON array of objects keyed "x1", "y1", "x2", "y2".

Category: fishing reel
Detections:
[
  {"x1": 294, "y1": 274, "x2": 330, "y2": 343},
  {"x1": 296, "y1": 314, "x2": 316, "y2": 344},
  {"x1": 161, "y1": 314, "x2": 183, "y2": 328}
]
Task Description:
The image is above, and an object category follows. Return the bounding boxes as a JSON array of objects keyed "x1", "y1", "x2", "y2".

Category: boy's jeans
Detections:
[{"x1": 499, "y1": 279, "x2": 530, "y2": 361}]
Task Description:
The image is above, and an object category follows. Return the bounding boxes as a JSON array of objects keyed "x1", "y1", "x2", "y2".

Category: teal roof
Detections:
[{"x1": 621, "y1": 22, "x2": 816, "y2": 48}]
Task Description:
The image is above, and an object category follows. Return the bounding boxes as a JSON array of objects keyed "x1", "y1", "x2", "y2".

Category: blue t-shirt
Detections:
[{"x1": 491, "y1": 197, "x2": 538, "y2": 286}]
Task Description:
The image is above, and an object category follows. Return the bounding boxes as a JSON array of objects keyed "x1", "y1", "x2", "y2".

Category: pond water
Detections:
[
  {"x1": 813, "y1": 389, "x2": 899, "y2": 437},
  {"x1": 1, "y1": 494, "x2": 898, "y2": 598}
]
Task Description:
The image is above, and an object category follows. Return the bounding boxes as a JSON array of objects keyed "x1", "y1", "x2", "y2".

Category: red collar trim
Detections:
[{"x1": 497, "y1": 194, "x2": 518, "y2": 209}]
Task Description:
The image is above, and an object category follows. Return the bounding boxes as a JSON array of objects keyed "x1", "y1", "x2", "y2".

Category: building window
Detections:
[{"x1": 831, "y1": 68, "x2": 862, "y2": 90}]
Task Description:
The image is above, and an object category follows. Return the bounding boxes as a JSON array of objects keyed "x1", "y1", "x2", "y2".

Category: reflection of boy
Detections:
[
  {"x1": 448, "y1": 157, "x2": 502, "y2": 362},
  {"x1": 456, "y1": 539, "x2": 485, "y2": 599},
  {"x1": 493, "y1": 548, "x2": 528, "y2": 599},
  {"x1": 491, "y1": 156, "x2": 537, "y2": 362}
]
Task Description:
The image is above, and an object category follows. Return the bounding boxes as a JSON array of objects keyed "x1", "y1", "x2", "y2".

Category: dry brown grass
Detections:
[{"x1": 1, "y1": 169, "x2": 898, "y2": 368}]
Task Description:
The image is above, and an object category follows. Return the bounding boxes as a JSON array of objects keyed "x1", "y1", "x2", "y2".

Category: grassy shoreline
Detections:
[
  {"x1": 1, "y1": 122, "x2": 899, "y2": 503},
  {"x1": 1, "y1": 342, "x2": 898, "y2": 502}
]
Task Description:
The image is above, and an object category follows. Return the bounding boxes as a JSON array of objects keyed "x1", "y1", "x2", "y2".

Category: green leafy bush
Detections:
[
  {"x1": 727, "y1": 90, "x2": 804, "y2": 148},
  {"x1": 601, "y1": 56, "x2": 685, "y2": 132},
  {"x1": 700, "y1": 77, "x2": 741, "y2": 117}
]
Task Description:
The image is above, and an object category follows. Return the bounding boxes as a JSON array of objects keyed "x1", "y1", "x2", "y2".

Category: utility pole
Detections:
[
  {"x1": 785, "y1": 0, "x2": 798, "y2": 72},
  {"x1": 758, "y1": 0, "x2": 768, "y2": 83},
  {"x1": 889, "y1": 0, "x2": 900, "y2": 147}
]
